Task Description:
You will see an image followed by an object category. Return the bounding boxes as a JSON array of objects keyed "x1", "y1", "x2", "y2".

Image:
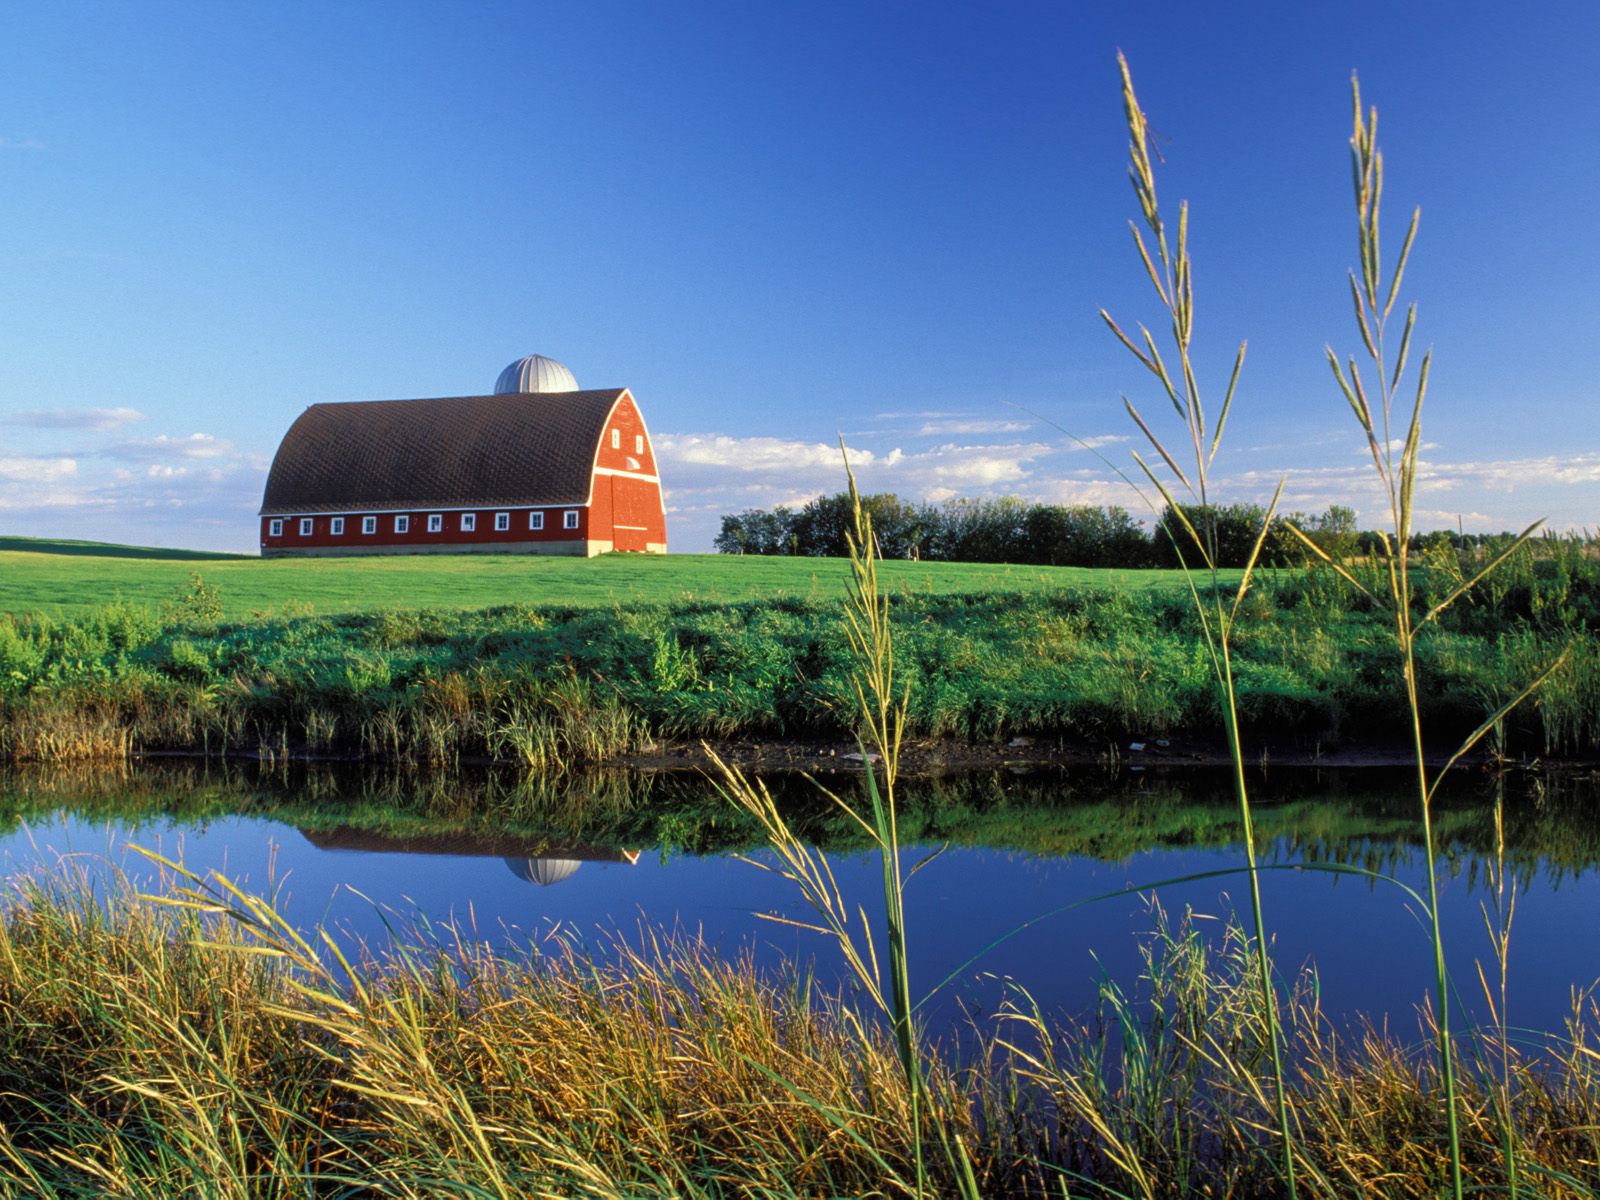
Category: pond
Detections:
[{"x1": 2, "y1": 762, "x2": 1597, "y2": 1041}]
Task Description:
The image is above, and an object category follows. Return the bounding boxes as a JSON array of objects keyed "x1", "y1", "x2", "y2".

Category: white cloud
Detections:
[
  {"x1": 104, "y1": 433, "x2": 234, "y2": 461},
  {"x1": 1440, "y1": 453, "x2": 1600, "y2": 491},
  {"x1": 1411, "y1": 508, "x2": 1520, "y2": 533},
  {"x1": 653, "y1": 434, "x2": 875, "y2": 473},
  {"x1": 1239, "y1": 430, "x2": 1347, "y2": 455},
  {"x1": 0, "y1": 457, "x2": 100, "y2": 514},
  {"x1": 1232, "y1": 452, "x2": 1600, "y2": 499},
  {"x1": 654, "y1": 431, "x2": 1066, "y2": 498},
  {"x1": 0, "y1": 136, "x2": 45, "y2": 151},
  {"x1": 0, "y1": 492, "x2": 107, "y2": 514},
  {"x1": 1360, "y1": 437, "x2": 1440, "y2": 456},
  {"x1": 1158, "y1": 450, "x2": 1600, "y2": 535},
  {"x1": 0, "y1": 457, "x2": 77, "y2": 484},
  {"x1": 916, "y1": 418, "x2": 1030, "y2": 436},
  {"x1": 1066, "y1": 434, "x2": 1131, "y2": 452},
  {"x1": 1030, "y1": 475, "x2": 1147, "y2": 510},
  {"x1": 2, "y1": 406, "x2": 145, "y2": 432},
  {"x1": 897, "y1": 440, "x2": 1052, "y2": 487}
]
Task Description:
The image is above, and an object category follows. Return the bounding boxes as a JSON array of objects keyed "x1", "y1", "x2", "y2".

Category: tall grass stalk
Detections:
[
  {"x1": 1102, "y1": 53, "x2": 1298, "y2": 1194},
  {"x1": 1284, "y1": 76, "x2": 1566, "y2": 1199},
  {"x1": 1477, "y1": 764, "x2": 1520, "y2": 1199},
  {"x1": 712, "y1": 457, "x2": 979, "y2": 1199}
]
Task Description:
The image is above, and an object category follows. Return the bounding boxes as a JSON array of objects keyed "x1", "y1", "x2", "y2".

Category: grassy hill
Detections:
[
  {"x1": 0, "y1": 536, "x2": 1208, "y2": 620},
  {"x1": 0, "y1": 536, "x2": 246, "y2": 562},
  {"x1": 1, "y1": 535, "x2": 1595, "y2": 766}
]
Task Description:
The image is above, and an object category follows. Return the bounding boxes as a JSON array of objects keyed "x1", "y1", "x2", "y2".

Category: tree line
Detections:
[{"x1": 714, "y1": 493, "x2": 1377, "y2": 568}]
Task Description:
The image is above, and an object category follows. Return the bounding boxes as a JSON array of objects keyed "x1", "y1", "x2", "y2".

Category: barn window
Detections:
[
  {"x1": 427, "y1": 514, "x2": 443, "y2": 533},
  {"x1": 331, "y1": 517, "x2": 345, "y2": 536},
  {"x1": 529, "y1": 512, "x2": 544, "y2": 531},
  {"x1": 362, "y1": 516, "x2": 376, "y2": 534},
  {"x1": 299, "y1": 518, "x2": 314, "y2": 537},
  {"x1": 635, "y1": 434, "x2": 644, "y2": 454},
  {"x1": 269, "y1": 519, "x2": 283, "y2": 537},
  {"x1": 461, "y1": 513, "x2": 476, "y2": 533},
  {"x1": 495, "y1": 512, "x2": 509, "y2": 531},
  {"x1": 563, "y1": 510, "x2": 579, "y2": 530},
  {"x1": 611, "y1": 429, "x2": 621, "y2": 449},
  {"x1": 395, "y1": 515, "x2": 410, "y2": 534}
]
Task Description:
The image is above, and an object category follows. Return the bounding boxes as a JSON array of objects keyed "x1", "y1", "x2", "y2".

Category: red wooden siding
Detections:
[
  {"x1": 261, "y1": 505, "x2": 587, "y2": 552},
  {"x1": 593, "y1": 394, "x2": 658, "y2": 477},
  {"x1": 608, "y1": 475, "x2": 658, "y2": 551},
  {"x1": 591, "y1": 392, "x2": 667, "y2": 551}
]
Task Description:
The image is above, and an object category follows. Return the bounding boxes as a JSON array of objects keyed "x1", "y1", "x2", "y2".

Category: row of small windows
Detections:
[
  {"x1": 268, "y1": 511, "x2": 580, "y2": 538},
  {"x1": 610, "y1": 429, "x2": 645, "y2": 454}
]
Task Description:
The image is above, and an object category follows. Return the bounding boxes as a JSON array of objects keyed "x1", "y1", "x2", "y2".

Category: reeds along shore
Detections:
[
  {"x1": 0, "y1": 865, "x2": 1596, "y2": 1198},
  {"x1": 3, "y1": 538, "x2": 1600, "y2": 765}
]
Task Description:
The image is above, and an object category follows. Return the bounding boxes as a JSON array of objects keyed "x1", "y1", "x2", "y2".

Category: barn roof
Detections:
[{"x1": 259, "y1": 389, "x2": 628, "y2": 515}]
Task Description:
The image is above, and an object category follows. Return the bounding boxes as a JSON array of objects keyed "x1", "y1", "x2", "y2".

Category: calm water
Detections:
[{"x1": 2, "y1": 764, "x2": 1597, "y2": 1038}]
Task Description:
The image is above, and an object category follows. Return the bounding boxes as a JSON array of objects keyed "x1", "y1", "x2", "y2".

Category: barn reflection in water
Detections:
[{"x1": 298, "y1": 826, "x2": 640, "y2": 887}]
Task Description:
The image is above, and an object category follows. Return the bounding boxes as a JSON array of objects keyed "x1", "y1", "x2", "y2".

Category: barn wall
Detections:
[
  {"x1": 608, "y1": 475, "x2": 664, "y2": 552},
  {"x1": 593, "y1": 394, "x2": 658, "y2": 477},
  {"x1": 589, "y1": 468, "x2": 613, "y2": 529},
  {"x1": 260, "y1": 505, "x2": 589, "y2": 557},
  {"x1": 264, "y1": 540, "x2": 595, "y2": 558},
  {"x1": 589, "y1": 392, "x2": 668, "y2": 552}
]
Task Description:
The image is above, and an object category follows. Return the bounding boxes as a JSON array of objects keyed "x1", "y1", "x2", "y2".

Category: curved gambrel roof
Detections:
[{"x1": 260, "y1": 389, "x2": 628, "y2": 515}]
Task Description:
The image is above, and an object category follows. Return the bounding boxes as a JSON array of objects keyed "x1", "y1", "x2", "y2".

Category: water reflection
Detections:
[
  {"x1": 503, "y1": 852, "x2": 642, "y2": 886},
  {"x1": 2, "y1": 761, "x2": 1598, "y2": 1036},
  {"x1": 10, "y1": 759, "x2": 1600, "y2": 875},
  {"x1": 297, "y1": 825, "x2": 642, "y2": 887},
  {"x1": 508, "y1": 858, "x2": 581, "y2": 886}
]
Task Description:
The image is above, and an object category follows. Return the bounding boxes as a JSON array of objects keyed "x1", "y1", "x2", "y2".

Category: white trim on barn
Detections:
[{"x1": 264, "y1": 501, "x2": 591, "y2": 517}]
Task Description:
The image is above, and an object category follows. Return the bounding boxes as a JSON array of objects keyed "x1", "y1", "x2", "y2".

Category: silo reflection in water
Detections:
[{"x1": 505, "y1": 857, "x2": 584, "y2": 887}]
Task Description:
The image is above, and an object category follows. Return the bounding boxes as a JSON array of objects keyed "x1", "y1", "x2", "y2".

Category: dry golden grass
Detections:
[
  {"x1": 0, "y1": 861, "x2": 972, "y2": 1198},
  {"x1": 1, "y1": 868, "x2": 1596, "y2": 1198}
]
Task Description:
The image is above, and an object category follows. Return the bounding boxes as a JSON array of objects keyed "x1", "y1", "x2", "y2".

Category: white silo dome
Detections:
[{"x1": 494, "y1": 354, "x2": 579, "y2": 395}]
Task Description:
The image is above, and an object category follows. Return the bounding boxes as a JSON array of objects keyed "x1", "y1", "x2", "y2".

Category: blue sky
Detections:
[{"x1": 2, "y1": 1, "x2": 1597, "y2": 552}]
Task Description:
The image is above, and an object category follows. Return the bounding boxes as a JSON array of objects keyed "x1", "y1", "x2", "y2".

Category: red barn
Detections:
[{"x1": 259, "y1": 355, "x2": 666, "y2": 558}]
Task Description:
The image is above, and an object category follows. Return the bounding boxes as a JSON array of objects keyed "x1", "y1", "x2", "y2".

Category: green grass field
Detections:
[{"x1": 0, "y1": 536, "x2": 1211, "y2": 620}]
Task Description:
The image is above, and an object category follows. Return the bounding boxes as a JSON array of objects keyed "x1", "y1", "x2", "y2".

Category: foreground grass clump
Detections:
[
  {"x1": 2, "y1": 554, "x2": 1598, "y2": 764},
  {"x1": 0, "y1": 865, "x2": 954, "y2": 1198},
  {"x1": 1, "y1": 869, "x2": 1596, "y2": 1197}
]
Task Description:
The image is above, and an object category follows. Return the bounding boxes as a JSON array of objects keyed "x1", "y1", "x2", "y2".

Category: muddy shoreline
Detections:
[
  {"x1": 621, "y1": 734, "x2": 1577, "y2": 774},
  {"x1": 115, "y1": 730, "x2": 1593, "y2": 776}
]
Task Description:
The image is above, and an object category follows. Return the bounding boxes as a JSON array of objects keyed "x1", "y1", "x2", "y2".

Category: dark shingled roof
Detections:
[{"x1": 260, "y1": 389, "x2": 626, "y2": 515}]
